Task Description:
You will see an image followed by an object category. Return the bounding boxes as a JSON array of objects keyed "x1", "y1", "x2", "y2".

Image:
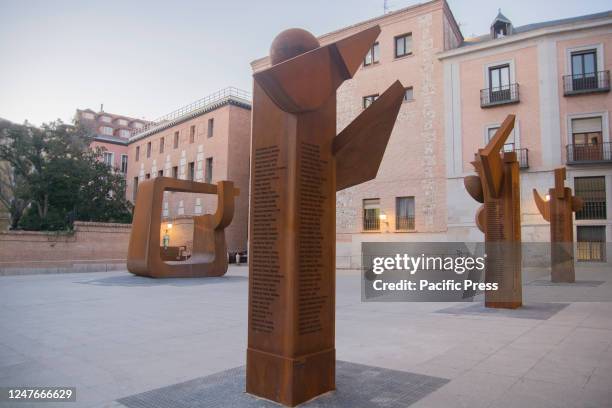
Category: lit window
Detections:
[
  {"x1": 569, "y1": 117, "x2": 603, "y2": 162},
  {"x1": 577, "y1": 226, "x2": 606, "y2": 261},
  {"x1": 363, "y1": 94, "x2": 379, "y2": 109},
  {"x1": 395, "y1": 33, "x2": 412, "y2": 58},
  {"x1": 363, "y1": 198, "x2": 380, "y2": 231},
  {"x1": 364, "y1": 42, "x2": 380, "y2": 66}
]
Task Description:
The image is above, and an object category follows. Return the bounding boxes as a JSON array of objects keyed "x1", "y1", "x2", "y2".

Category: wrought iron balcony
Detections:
[
  {"x1": 563, "y1": 71, "x2": 610, "y2": 96},
  {"x1": 396, "y1": 216, "x2": 415, "y2": 231},
  {"x1": 363, "y1": 216, "x2": 380, "y2": 231},
  {"x1": 566, "y1": 142, "x2": 612, "y2": 164},
  {"x1": 513, "y1": 148, "x2": 529, "y2": 169},
  {"x1": 480, "y1": 83, "x2": 520, "y2": 108}
]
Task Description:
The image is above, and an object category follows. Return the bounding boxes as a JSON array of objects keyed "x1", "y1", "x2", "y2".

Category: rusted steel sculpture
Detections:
[
  {"x1": 533, "y1": 167, "x2": 584, "y2": 282},
  {"x1": 464, "y1": 115, "x2": 522, "y2": 309},
  {"x1": 247, "y1": 26, "x2": 404, "y2": 406},
  {"x1": 127, "y1": 177, "x2": 238, "y2": 278}
]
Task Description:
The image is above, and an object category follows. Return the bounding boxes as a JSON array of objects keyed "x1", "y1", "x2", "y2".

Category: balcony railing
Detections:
[
  {"x1": 396, "y1": 216, "x2": 415, "y2": 231},
  {"x1": 563, "y1": 71, "x2": 610, "y2": 96},
  {"x1": 480, "y1": 83, "x2": 520, "y2": 108},
  {"x1": 475, "y1": 148, "x2": 529, "y2": 168},
  {"x1": 514, "y1": 148, "x2": 529, "y2": 169},
  {"x1": 566, "y1": 142, "x2": 612, "y2": 164},
  {"x1": 363, "y1": 216, "x2": 380, "y2": 231}
]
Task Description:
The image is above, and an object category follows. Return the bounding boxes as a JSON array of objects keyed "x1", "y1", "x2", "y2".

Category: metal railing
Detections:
[
  {"x1": 130, "y1": 87, "x2": 251, "y2": 137},
  {"x1": 363, "y1": 214, "x2": 380, "y2": 231},
  {"x1": 566, "y1": 142, "x2": 612, "y2": 164},
  {"x1": 480, "y1": 83, "x2": 520, "y2": 107},
  {"x1": 514, "y1": 148, "x2": 529, "y2": 169},
  {"x1": 576, "y1": 201, "x2": 607, "y2": 220},
  {"x1": 563, "y1": 71, "x2": 610, "y2": 95},
  {"x1": 396, "y1": 216, "x2": 415, "y2": 231}
]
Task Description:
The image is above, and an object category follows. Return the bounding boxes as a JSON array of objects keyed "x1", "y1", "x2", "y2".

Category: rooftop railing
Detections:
[{"x1": 130, "y1": 87, "x2": 251, "y2": 138}]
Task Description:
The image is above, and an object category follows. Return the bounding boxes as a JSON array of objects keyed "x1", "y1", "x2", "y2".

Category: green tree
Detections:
[{"x1": 0, "y1": 120, "x2": 132, "y2": 230}]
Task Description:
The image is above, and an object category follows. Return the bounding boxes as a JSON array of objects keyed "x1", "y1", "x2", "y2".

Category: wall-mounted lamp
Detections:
[
  {"x1": 163, "y1": 222, "x2": 173, "y2": 249},
  {"x1": 379, "y1": 212, "x2": 388, "y2": 223},
  {"x1": 545, "y1": 194, "x2": 550, "y2": 202}
]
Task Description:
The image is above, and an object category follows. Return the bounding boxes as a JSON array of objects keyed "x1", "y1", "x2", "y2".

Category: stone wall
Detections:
[{"x1": 0, "y1": 221, "x2": 131, "y2": 275}]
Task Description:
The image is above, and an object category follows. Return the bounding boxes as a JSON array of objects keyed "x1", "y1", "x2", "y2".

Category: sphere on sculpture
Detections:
[{"x1": 270, "y1": 28, "x2": 320, "y2": 65}]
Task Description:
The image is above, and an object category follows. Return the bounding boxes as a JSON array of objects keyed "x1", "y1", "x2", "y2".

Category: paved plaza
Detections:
[{"x1": 1, "y1": 264, "x2": 611, "y2": 407}]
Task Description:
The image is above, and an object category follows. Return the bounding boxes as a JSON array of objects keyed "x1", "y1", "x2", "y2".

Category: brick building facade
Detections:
[
  {"x1": 126, "y1": 87, "x2": 251, "y2": 254},
  {"x1": 75, "y1": 107, "x2": 149, "y2": 174},
  {"x1": 253, "y1": 0, "x2": 612, "y2": 267}
]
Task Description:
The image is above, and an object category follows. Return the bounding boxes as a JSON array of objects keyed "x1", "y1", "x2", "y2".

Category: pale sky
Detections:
[{"x1": 0, "y1": 0, "x2": 610, "y2": 125}]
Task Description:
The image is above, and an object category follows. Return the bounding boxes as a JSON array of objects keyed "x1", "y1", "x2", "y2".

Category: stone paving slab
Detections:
[
  {"x1": 116, "y1": 361, "x2": 449, "y2": 408},
  {"x1": 435, "y1": 302, "x2": 569, "y2": 320}
]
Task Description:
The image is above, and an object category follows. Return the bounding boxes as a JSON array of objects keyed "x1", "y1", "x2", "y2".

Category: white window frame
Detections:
[
  {"x1": 483, "y1": 120, "x2": 521, "y2": 150},
  {"x1": 100, "y1": 116, "x2": 111, "y2": 123},
  {"x1": 103, "y1": 152, "x2": 114, "y2": 167},
  {"x1": 483, "y1": 59, "x2": 516, "y2": 90},
  {"x1": 567, "y1": 111, "x2": 610, "y2": 144},
  {"x1": 565, "y1": 43, "x2": 604, "y2": 76}
]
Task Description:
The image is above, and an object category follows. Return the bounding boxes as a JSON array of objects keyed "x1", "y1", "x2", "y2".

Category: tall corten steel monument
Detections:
[
  {"x1": 464, "y1": 115, "x2": 522, "y2": 309},
  {"x1": 246, "y1": 26, "x2": 404, "y2": 406},
  {"x1": 533, "y1": 167, "x2": 584, "y2": 282}
]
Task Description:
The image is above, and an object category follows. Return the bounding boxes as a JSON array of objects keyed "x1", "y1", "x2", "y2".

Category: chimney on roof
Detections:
[{"x1": 100, "y1": 103, "x2": 104, "y2": 112}]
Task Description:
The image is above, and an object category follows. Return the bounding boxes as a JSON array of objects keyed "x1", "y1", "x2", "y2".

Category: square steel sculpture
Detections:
[
  {"x1": 246, "y1": 26, "x2": 405, "y2": 406},
  {"x1": 464, "y1": 115, "x2": 522, "y2": 309},
  {"x1": 533, "y1": 168, "x2": 584, "y2": 282},
  {"x1": 127, "y1": 177, "x2": 239, "y2": 278}
]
